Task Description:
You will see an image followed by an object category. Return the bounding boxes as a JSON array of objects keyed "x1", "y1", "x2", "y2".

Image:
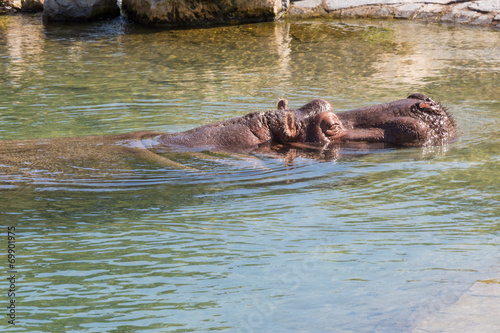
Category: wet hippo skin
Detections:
[{"x1": 337, "y1": 94, "x2": 456, "y2": 147}]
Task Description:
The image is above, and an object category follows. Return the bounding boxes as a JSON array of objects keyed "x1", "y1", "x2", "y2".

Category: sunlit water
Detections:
[{"x1": 0, "y1": 14, "x2": 499, "y2": 332}]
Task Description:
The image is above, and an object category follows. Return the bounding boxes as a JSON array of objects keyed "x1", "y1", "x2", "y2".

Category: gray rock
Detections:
[
  {"x1": 43, "y1": 0, "x2": 120, "y2": 21},
  {"x1": 334, "y1": 5, "x2": 381, "y2": 17},
  {"x1": 496, "y1": 13, "x2": 500, "y2": 20},
  {"x1": 440, "y1": 4, "x2": 479, "y2": 24},
  {"x1": 373, "y1": 6, "x2": 394, "y2": 18},
  {"x1": 325, "y1": 0, "x2": 456, "y2": 11},
  {"x1": 395, "y1": 3, "x2": 422, "y2": 18},
  {"x1": 292, "y1": 0, "x2": 321, "y2": 9},
  {"x1": 469, "y1": 0, "x2": 500, "y2": 13},
  {"x1": 415, "y1": 4, "x2": 445, "y2": 19},
  {"x1": 470, "y1": 14, "x2": 493, "y2": 25},
  {"x1": 325, "y1": 0, "x2": 401, "y2": 11},
  {"x1": 288, "y1": 5, "x2": 311, "y2": 15}
]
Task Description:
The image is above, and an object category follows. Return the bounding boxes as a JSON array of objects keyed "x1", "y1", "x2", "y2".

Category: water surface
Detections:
[{"x1": 0, "y1": 15, "x2": 499, "y2": 332}]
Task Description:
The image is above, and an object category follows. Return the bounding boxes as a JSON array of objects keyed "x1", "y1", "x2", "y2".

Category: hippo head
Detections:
[
  {"x1": 265, "y1": 99, "x2": 345, "y2": 145},
  {"x1": 403, "y1": 93, "x2": 457, "y2": 145},
  {"x1": 338, "y1": 94, "x2": 457, "y2": 147}
]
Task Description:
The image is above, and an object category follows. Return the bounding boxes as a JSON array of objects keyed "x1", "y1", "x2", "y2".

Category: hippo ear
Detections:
[{"x1": 277, "y1": 99, "x2": 288, "y2": 110}]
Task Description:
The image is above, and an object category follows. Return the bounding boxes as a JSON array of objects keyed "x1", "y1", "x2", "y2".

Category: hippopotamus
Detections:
[
  {"x1": 143, "y1": 93, "x2": 455, "y2": 149},
  {"x1": 0, "y1": 94, "x2": 456, "y2": 178}
]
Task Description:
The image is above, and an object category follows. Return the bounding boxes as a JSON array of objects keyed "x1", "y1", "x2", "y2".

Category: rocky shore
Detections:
[
  {"x1": 1, "y1": 0, "x2": 500, "y2": 28},
  {"x1": 288, "y1": 0, "x2": 500, "y2": 28}
]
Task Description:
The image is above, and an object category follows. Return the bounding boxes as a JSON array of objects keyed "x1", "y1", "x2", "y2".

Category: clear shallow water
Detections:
[{"x1": 0, "y1": 14, "x2": 499, "y2": 332}]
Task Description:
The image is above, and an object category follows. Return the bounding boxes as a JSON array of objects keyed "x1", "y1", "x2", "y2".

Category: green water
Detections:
[{"x1": 0, "y1": 14, "x2": 499, "y2": 332}]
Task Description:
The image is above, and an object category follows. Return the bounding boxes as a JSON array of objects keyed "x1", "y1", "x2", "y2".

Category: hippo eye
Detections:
[{"x1": 413, "y1": 101, "x2": 442, "y2": 115}]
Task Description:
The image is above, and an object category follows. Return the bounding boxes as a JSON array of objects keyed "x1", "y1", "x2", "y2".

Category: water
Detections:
[{"x1": 0, "y1": 14, "x2": 499, "y2": 332}]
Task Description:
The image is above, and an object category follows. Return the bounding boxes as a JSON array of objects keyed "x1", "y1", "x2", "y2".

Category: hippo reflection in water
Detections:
[{"x1": 0, "y1": 94, "x2": 456, "y2": 175}]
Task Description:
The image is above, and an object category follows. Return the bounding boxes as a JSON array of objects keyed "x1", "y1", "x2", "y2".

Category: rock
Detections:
[
  {"x1": 469, "y1": 0, "x2": 500, "y2": 13},
  {"x1": 340, "y1": 6, "x2": 382, "y2": 18},
  {"x1": 324, "y1": 0, "x2": 456, "y2": 11},
  {"x1": 291, "y1": 0, "x2": 321, "y2": 9},
  {"x1": 470, "y1": 14, "x2": 493, "y2": 25},
  {"x1": 394, "y1": 3, "x2": 421, "y2": 18},
  {"x1": 415, "y1": 4, "x2": 445, "y2": 20},
  {"x1": 43, "y1": 0, "x2": 120, "y2": 21},
  {"x1": 122, "y1": 0, "x2": 285, "y2": 27},
  {"x1": 288, "y1": 5, "x2": 312, "y2": 16},
  {"x1": 325, "y1": 0, "x2": 401, "y2": 11},
  {"x1": 22, "y1": 0, "x2": 44, "y2": 12},
  {"x1": 289, "y1": 0, "x2": 500, "y2": 27},
  {"x1": 374, "y1": 6, "x2": 394, "y2": 18},
  {"x1": 10, "y1": 0, "x2": 44, "y2": 12},
  {"x1": 440, "y1": 3, "x2": 479, "y2": 24}
]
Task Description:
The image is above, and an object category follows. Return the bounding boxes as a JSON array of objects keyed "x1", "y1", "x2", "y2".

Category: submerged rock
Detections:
[
  {"x1": 43, "y1": 0, "x2": 120, "y2": 22},
  {"x1": 122, "y1": 0, "x2": 286, "y2": 27}
]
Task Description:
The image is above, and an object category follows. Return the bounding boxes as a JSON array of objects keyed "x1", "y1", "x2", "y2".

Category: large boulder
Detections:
[
  {"x1": 43, "y1": 0, "x2": 120, "y2": 22},
  {"x1": 122, "y1": 0, "x2": 287, "y2": 27}
]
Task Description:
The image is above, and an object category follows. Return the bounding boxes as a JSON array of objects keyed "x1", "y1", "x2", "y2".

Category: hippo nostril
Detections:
[
  {"x1": 320, "y1": 113, "x2": 345, "y2": 141},
  {"x1": 325, "y1": 125, "x2": 344, "y2": 139}
]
